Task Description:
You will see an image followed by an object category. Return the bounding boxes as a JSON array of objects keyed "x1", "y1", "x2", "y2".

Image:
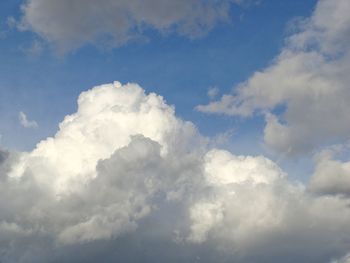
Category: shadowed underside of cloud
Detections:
[
  {"x1": 17, "y1": 0, "x2": 244, "y2": 52},
  {"x1": 197, "y1": 0, "x2": 350, "y2": 156},
  {"x1": 1, "y1": 82, "x2": 350, "y2": 263},
  {"x1": 309, "y1": 147, "x2": 350, "y2": 197}
]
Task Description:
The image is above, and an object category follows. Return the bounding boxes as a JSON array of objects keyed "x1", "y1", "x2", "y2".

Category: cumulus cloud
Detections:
[
  {"x1": 18, "y1": 111, "x2": 38, "y2": 128},
  {"x1": 187, "y1": 148, "x2": 350, "y2": 262},
  {"x1": 309, "y1": 147, "x2": 350, "y2": 196},
  {"x1": 1, "y1": 81, "x2": 350, "y2": 262},
  {"x1": 197, "y1": 0, "x2": 350, "y2": 155},
  {"x1": 16, "y1": 0, "x2": 244, "y2": 52}
]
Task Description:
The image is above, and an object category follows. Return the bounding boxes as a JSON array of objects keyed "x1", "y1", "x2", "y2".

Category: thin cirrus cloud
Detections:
[
  {"x1": 196, "y1": 0, "x2": 350, "y2": 156},
  {"x1": 1, "y1": 81, "x2": 350, "y2": 262},
  {"x1": 16, "y1": 0, "x2": 245, "y2": 52}
]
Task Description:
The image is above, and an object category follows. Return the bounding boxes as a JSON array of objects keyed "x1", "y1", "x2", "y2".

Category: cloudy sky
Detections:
[{"x1": 1, "y1": 0, "x2": 350, "y2": 262}]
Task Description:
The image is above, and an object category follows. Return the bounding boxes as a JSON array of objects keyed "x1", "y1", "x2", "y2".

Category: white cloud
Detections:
[
  {"x1": 7, "y1": 82, "x2": 203, "y2": 246},
  {"x1": 18, "y1": 111, "x2": 38, "y2": 128},
  {"x1": 197, "y1": 0, "x2": 350, "y2": 155},
  {"x1": 187, "y1": 148, "x2": 350, "y2": 262},
  {"x1": 16, "y1": 0, "x2": 244, "y2": 52},
  {"x1": 12, "y1": 82, "x2": 199, "y2": 195},
  {"x1": 1, "y1": 81, "x2": 350, "y2": 262}
]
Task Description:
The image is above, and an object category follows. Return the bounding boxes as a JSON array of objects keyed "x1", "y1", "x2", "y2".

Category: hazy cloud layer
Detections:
[
  {"x1": 197, "y1": 0, "x2": 350, "y2": 155},
  {"x1": 1, "y1": 82, "x2": 350, "y2": 263},
  {"x1": 17, "y1": 0, "x2": 243, "y2": 52}
]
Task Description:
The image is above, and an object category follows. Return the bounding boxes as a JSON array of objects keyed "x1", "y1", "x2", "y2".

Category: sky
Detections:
[{"x1": 1, "y1": 0, "x2": 350, "y2": 263}]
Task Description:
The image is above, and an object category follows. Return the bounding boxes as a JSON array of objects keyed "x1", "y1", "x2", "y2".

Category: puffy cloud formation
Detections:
[
  {"x1": 17, "y1": 0, "x2": 243, "y2": 52},
  {"x1": 310, "y1": 148, "x2": 350, "y2": 196},
  {"x1": 197, "y1": 0, "x2": 350, "y2": 155},
  {"x1": 1, "y1": 81, "x2": 350, "y2": 262},
  {"x1": 10, "y1": 82, "x2": 199, "y2": 195}
]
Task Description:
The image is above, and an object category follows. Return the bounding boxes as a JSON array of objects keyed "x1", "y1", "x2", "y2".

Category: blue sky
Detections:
[
  {"x1": 0, "y1": 0, "x2": 316, "y2": 151},
  {"x1": 2, "y1": 1, "x2": 350, "y2": 263}
]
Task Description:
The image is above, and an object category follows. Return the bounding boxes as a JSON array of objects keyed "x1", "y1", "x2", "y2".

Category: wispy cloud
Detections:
[
  {"x1": 207, "y1": 86, "x2": 219, "y2": 100},
  {"x1": 20, "y1": 39, "x2": 44, "y2": 56},
  {"x1": 18, "y1": 111, "x2": 38, "y2": 128}
]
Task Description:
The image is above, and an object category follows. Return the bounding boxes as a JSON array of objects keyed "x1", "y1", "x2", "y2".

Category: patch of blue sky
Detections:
[{"x1": 0, "y1": 0, "x2": 317, "y2": 152}]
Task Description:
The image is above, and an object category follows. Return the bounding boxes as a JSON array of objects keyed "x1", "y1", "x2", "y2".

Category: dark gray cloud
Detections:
[
  {"x1": 0, "y1": 149, "x2": 18, "y2": 179},
  {"x1": 17, "y1": 0, "x2": 243, "y2": 52},
  {"x1": 309, "y1": 148, "x2": 350, "y2": 197},
  {"x1": 0, "y1": 149, "x2": 9, "y2": 165}
]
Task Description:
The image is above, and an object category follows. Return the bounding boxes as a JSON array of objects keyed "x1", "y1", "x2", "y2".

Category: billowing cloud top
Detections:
[{"x1": 1, "y1": 82, "x2": 350, "y2": 263}]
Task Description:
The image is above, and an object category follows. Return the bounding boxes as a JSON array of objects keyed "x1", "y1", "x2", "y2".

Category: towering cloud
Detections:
[
  {"x1": 197, "y1": 0, "x2": 350, "y2": 155},
  {"x1": 0, "y1": 82, "x2": 350, "y2": 262}
]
